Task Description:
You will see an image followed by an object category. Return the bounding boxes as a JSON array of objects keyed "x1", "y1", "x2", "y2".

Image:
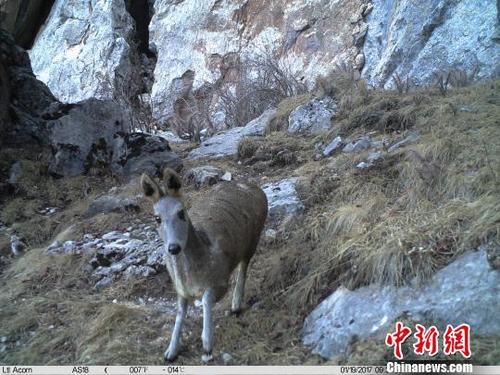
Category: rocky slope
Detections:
[{"x1": 0, "y1": 0, "x2": 499, "y2": 367}]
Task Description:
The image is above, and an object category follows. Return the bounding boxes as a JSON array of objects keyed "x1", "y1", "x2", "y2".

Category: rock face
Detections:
[
  {"x1": 288, "y1": 97, "x2": 337, "y2": 135},
  {"x1": 149, "y1": 0, "x2": 365, "y2": 124},
  {"x1": 187, "y1": 109, "x2": 274, "y2": 159},
  {"x1": 362, "y1": 0, "x2": 500, "y2": 88},
  {"x1": 26, "y1": 0, "x2": 499, "y2": 130},
  {"x1": 302, "y1": 249, "x2": 500, "y2": 359},
  {"x1": 29, "y1": 0, "x2": 137, "y2": 103}
]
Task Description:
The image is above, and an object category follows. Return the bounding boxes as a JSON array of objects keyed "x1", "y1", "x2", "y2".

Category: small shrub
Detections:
[
  {"x1": 315, "y1": 62, "x2": 360, "y2": 97},
  {"x1": 237, "y1": 138, "x2": 259, "y2": 159},
  {"x1": 270, "y1": 149, "x2": 297, "y2": 167},
  {"x1": 378, "y1": 109, "x2": 416, "y2": 132},
  {"x1": 433, "y1": 66, "x2": 479, "y2": 96},
  {"x1": 217, "y1": 54, "x2": 307, "y2": 130},
  {"x1": 392, "y1": 73, "x2": 412, "y2": 94}
]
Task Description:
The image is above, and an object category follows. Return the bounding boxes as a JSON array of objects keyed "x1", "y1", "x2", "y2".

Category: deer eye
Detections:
[
  {"x1": 154, "y1": 215, "x2": 161, "y2": 224},
  {"x1": 177, "y1": 210, "x2": 186, "y2": 221}
]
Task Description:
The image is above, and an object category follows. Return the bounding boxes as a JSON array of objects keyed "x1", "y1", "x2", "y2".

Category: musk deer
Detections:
[{"x1": 141, "y1": 168, "x2": 268, "y2": 362}]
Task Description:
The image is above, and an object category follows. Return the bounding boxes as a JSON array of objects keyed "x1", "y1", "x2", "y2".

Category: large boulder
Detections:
[
  {"x1": 46, "y1": 99, "x2": 131, "y2": 176},
  {"x1": 184, "y1": 165, "x2": 224, "y2": 187},
  {"x1": 46, "y1": 101, "x2": 182, "y2": 177},
  {"x1": 302, "y1": 248, "x2": 500, "y2": 359},
  {"x1": 362, "y1": 0, "x2": 500, "y2": 88},
  {"x1": 288, "y1": 97, "x2": 337, "y2": 135},
  {"x1": 187, "y1": 108, "x2": 275, "y2": 159},
  {"x1": 29, "y1": 0, "x2": 138, "y2": 103},
  {"x1": 112, "y1": 132, "x2": 183, "y2": 176}
]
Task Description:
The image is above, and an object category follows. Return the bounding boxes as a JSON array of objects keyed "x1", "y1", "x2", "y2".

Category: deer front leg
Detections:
[
  {"x1": 164, "y1": 295, "x2": 187, "y2": 362},
  {"x1": 201, "y1": 289, "x2": 215, "y2": 363},
  {"x1": 231, "y1": 260, "x2": 248, "y2": 314}
]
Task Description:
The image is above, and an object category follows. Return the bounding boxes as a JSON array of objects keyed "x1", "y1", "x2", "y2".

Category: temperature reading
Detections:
[
  {"x1": 129, "y1": 366, "x2": 148, "y2": 374},
  {"x1": 166, "y1": 366, "x2": 183, "y2": 374}
]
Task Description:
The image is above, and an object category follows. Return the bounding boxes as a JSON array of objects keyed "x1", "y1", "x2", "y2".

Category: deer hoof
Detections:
[
  {"x1": 230, "y1": 308, "x2": 242, "y2": 316},
  {"x1": 164, "y1": 348, "x2": 178, "y2": 362},
  {"x1": 201, "y1": 352, "x2": 213, "y2": 364}
]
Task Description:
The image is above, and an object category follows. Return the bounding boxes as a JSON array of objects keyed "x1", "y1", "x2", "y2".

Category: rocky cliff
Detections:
[{"x1": 21, "y1": 0, "x2": 499, "y2": 129}]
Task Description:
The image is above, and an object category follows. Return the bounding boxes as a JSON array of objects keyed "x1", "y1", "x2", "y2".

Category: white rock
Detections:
[
  {"x1": 343, "y1": 136, "x2": 371, "y2": 153},
  {"x1": 388, "y1": 132, "x2": 420, "y2": 153},
  {"x1": 46, "y1": 240, "x2": 62, "y2": 253},
  {"x1": 102, "y1": 231, "x2": 128, "y2": 241},
  {"x1": 262, "y1": 178, "x2": 304, "y2": 220},
  {"x1": 201, "y1": 353, "x2": 214, "y2": 364},
  {"x1": 303, "y1": 249, "x2": 500, "y2": 359},
  {"x1": 222, "y1": 352, "x2": 233, "y2": 365},
  {"x1": 188, "y1": 109, "x2": 275, "y2": 160},
  {"x1": 185, "y1": 166, "x2": 223, "y2": 187},
  {"x1": 323, "y1": 136, "x2": 344, "y2": 157},
  {"x1": 62, "y1": 241, "x2": 76, "y2": 253},
  {"x1": 221, "y1": 172, "x2": 232, "y2": 181},
  {"x1": 288, "y1": 97, "x2": 337, "y2": 135},
  {"x1": 265, "y1": 229, "x2": 277, "y2": 239},
  {"x1": 29, "y1": 0, "x2": 137, "y2": 103}
]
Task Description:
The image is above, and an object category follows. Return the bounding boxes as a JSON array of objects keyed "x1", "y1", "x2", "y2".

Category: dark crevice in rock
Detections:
[
  {"x1": 14, "y1": 0, "x2": 56, "y2": 49},
  {"x1": 124, "y1": 0, "x2": 155, "y2": 57}
]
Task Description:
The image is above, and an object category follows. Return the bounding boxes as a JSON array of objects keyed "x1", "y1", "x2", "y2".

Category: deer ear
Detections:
[
  {"x1": 141, "y1": 173, "x2": 162, "y2": 202},
  {"x1": 162, "y1": 167, "x2": 182, "y2": 197}
]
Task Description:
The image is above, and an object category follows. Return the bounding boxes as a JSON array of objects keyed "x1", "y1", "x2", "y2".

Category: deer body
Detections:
[{"x1": 141, "y1": 170, "x2": 267, "y2": 362}]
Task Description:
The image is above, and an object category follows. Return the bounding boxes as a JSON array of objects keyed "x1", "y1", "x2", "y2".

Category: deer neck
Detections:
[{"x1": 169, "y1": 219, "x2": 210, "y2": 294}]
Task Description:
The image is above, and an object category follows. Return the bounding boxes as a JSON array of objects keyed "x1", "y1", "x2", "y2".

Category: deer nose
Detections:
[{"x1": 168, "y1": 244, "x2": 181, "y2": 255}]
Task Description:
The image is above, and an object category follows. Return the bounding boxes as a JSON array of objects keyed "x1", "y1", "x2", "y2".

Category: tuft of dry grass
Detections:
[
  {"x1": 237, "y1": 137, "x2": 259, "y2": 159},
  {"x1": 265, "y1": 94, "x2": 312, "y2": 134}
]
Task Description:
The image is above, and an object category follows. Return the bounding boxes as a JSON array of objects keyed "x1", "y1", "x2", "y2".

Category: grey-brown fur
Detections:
[{"x1": 141, "y1": 169, "x2": 267, "y2": 362}]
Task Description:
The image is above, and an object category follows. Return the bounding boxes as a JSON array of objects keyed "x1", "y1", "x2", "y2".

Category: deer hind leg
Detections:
[
  {"x1": 201, "y1": 289, "x2": 215, "y2": 363},
  {"x1": 164, "y1": 296, "x2": 187, "y2": 362},
  {"x1": 231, "y1": 260, "x2": 249, "y2": 314}
]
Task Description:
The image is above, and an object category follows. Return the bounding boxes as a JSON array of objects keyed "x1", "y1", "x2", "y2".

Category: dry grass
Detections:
[{"x1": 264, "y1": 81, "x2": 500, "y2": 313}]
